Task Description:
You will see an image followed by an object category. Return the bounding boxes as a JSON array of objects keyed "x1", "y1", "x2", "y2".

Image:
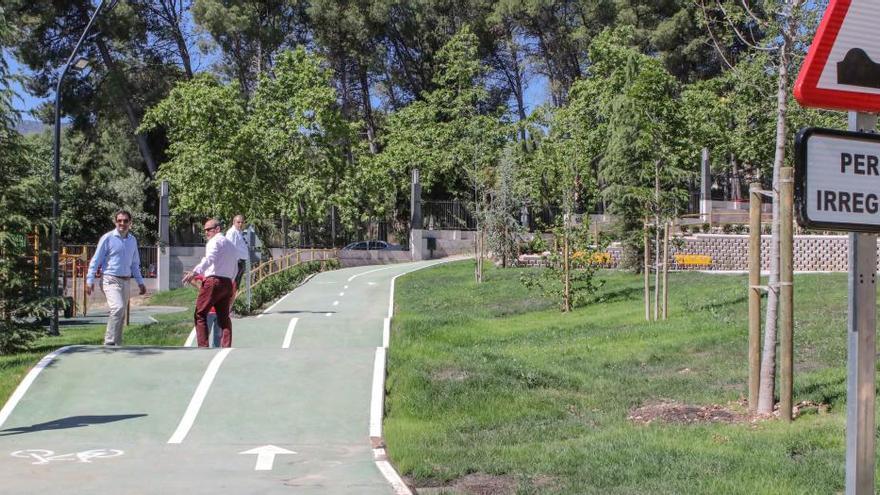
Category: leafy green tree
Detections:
[
  {"x1": 6, "y1": 0, "x2": 192, "y2": 178},
  {"x1": 22, "y1": 125, "x2": 156, "y2": 244},
  {"x1": 0, "y1": 8, "x2": 52, "y2": 352},
  {"x1": 307, "y1": 0, "x2": 386, "y2": 152},
  {"x1": 247, "y1": 48, "x2": 356, "y2": 231},
  {"x1": 192, "y1": 0, "x2": 308, "y2": 94},
  {"x1": 380, "y1": 26, "x2": 505, "y2": 199},
  {"x1": 142, "y1": 48, "x2": 389, "y2": 244},
  {"x1": 139, "y1": 74, "x2": 263, "y2": 221},
  {"x1": 379, "y1": 26, "x2": 505, "y2": 280},
  {"x1": 0, "y1": 133, "x2": 50, "y2": 353}
]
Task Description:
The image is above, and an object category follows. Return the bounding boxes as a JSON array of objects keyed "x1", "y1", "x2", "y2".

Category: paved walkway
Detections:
[
  {"x1": 0, "y1": 261, "x2": 446, "y2": 494},
  {"x1": 58, "y1": 305, "x2": 188, "y2": 327}
]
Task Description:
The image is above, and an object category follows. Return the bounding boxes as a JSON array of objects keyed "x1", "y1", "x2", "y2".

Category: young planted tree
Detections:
[
  {"x1": 483, "y1": 147, "x2": 522, "y2": 268},
  {"x1": 519, "y1": 100, "x2": 603, "y2": 312},
  {"x1": 699, "y1": 0, "x2": 829, "y2": 414},
  {"x1": 569, "y1": 27, "x2": 689, "y2": 318}
]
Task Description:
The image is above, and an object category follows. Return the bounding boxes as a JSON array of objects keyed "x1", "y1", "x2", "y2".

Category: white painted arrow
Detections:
[{"x1": 239, "y1": 445, "x2": 297, "y2": 471}]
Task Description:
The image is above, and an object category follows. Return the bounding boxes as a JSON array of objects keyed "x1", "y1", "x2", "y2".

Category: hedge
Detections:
[{"x1": 232, "y1": 259, "x2": 339, "y2": 316}]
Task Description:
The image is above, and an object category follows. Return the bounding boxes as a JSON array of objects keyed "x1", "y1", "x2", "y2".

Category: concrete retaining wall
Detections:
[
  {"x1": 518, "y1": 234, "x2": 859, "y2": 272},
  {"x1": 670, "y1": 234, "x2": 851, "y2": 272},
  {"x1": 411, "y1": 229, "x2": 475, "y2": 260}
]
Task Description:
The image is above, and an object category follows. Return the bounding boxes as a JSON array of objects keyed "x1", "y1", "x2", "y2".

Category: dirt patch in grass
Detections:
[
  {"x1": 431, "y1": 368, "x2": 470, "y2": 382},
  {"x1": 454, "y1": 473, "x2": 517, "y2": 494},
  {"x1": 414, "y1": 473, "x2": 557, "y2": 495},
  {"x1": 628, "y1": 399, "x2": 748, "y2": 425},
  {"x1": 628, "y1": 399, "x2": 831, "y2": 425}
]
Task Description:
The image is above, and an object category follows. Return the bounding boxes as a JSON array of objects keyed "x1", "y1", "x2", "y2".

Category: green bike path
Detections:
[{"x1": 0, "y1": 261, "x2": 446, "y2": 494}]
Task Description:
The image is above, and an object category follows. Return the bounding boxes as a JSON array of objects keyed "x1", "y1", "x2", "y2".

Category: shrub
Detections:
[
  {"x1": 721, "y1": 224, "x2": 735, "y2": 234},
  {"x1": 701, "y1": 223, "x2": 711, "y2": 233},
  {"x1": 233, "y1": 259, "x2": 340, "y2": 315},
  {"x1": 530, "y1": 235, "x2": 548, "y2": 254}
]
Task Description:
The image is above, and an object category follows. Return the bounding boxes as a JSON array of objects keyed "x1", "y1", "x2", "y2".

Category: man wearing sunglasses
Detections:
[
  {"x1": 86, "y1": 209, "x2": 147, "y2": 346},
  {"x1": 182, "y1": 218, "x2": 239, "y2": 347}
]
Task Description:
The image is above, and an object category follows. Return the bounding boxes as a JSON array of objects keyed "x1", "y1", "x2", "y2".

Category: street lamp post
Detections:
[{"x1": 50, "y1": 0, "x2": 108, "y2": 336}]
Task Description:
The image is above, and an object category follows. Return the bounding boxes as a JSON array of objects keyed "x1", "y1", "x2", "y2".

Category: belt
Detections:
[
  {"x1": 105, "y1": 274, "x2": 131, "y2": 279},
  {"x1": 207, "y1": 275, "x2": 232, "y2": 281}
]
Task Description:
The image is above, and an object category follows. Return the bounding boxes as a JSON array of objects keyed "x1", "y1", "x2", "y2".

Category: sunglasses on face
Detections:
[{"x1": 204, "y1": 225, "x2": 219, "y2": 232}]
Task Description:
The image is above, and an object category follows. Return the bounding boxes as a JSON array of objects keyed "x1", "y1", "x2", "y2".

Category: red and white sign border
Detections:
[{"x1": 794, "y1": 0, "x2": 880, "y2": 113}]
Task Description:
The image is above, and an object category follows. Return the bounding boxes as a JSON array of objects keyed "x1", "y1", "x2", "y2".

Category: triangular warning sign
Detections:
[{"x1": 794, "y1": 0, "x2": 880, "y2": 112}]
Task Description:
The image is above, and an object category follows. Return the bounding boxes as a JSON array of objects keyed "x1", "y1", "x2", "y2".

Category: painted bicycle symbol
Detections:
[{"x1": 11, "y1": 448, "x2": 124, "y2": 465}]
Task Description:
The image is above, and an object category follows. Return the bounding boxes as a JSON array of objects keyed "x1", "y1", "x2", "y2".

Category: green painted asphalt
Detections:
[{"x1": 0, "y1": 261, "x2": 447, "y2": 494}]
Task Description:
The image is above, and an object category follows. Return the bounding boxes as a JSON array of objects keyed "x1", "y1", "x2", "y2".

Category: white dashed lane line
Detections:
[
  {"x1": 167, "y1": 348, "x2": 233, "y2": 444},
  {"x1": 282, "y1": 318, "x2": 298, "y2": 349}
]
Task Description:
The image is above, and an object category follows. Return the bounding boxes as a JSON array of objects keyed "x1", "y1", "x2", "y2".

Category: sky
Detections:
[{"x1": 5, "y1": 54, "x2": 41, "y2": 115}]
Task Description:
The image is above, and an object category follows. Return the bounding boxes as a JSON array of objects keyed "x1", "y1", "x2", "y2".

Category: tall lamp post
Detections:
[{"x1": 50, "y1": 0, "x2": 108, "y2": 335}]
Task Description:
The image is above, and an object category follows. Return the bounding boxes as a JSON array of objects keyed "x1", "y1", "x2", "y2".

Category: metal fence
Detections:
[
  {"x1": 421, "y1": 200, "x2": 477, "y2": 230},
  {"x1": 61, "y1": 244, "x2": 157, "y2": 278}
]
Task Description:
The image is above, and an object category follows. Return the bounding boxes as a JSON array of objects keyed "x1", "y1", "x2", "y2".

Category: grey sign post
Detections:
[
  {"x1": 846, "y1": 111, "x2": 877, "y2": 495},
  {"x1": 794, "y1": 113, "x2": 879, "y2": 495},
  {"x1": 245, "y1": 228, "x2": 256, "y2": 311},
  {"x1": 157, "y1": 181, "x2": 170, "y2": 292}
]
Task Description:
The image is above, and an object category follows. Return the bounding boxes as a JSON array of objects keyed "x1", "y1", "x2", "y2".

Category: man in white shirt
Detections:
[
  {"x1": 225, "y1": 214, "x2": 249, "y2": 287},
  {"x1": 182, "y1": 218, "x2": 239, "y2": 347},
  {"x1": 86, "y1": 209, "x2": 147, "y2": 346}
]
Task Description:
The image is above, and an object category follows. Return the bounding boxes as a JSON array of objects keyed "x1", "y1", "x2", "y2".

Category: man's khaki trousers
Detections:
[{"x1": 102, "y1": 275, "x2": 131, "y2": 346}]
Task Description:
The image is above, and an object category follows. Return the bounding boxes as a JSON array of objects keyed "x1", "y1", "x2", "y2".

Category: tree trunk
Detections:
[
  {"x1": 730, "y1": 154, "x2": 741, "y2": 202},
  {"x1": 758, "y1": 12, "x2": 794, "y2": 414},
  {"x1": 654, "y1": 161, "x2": 661, "y2": 321},
  {"x1": 95, "y1": 37, "x2": 159, "y2": 179},
  {"x1": 662, "y1": 221, "x2": 669, "y2": 320},
  {"x1": 173, "y1": 29, "x2": 193, "y2": 79},
  {"x1": 154, "y1": 0, "x2": 193, "y2": 78},
  {"x1": 563, "y1": 221, "x2": 571, "y2": 312},
  {"x1": 503, "y1": 23, "x2": 529, "y2": 145},
  {"x1": 359, "y1": 63, "x2": 378, "y2": 154},
  {"x1": 644, "y1": 219, "x2": 650, "y2": 321}
]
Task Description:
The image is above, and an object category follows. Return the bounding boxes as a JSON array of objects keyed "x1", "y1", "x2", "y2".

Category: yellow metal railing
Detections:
[
  {"x1": 248, "y1": 248, "x2": 338, "y2": 290},
  {"x1": 60, "y1": 247, "x2": 89, "y2": 317}
]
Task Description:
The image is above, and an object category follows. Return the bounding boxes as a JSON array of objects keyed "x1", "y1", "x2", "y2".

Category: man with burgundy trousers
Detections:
[{"x1": 182, "y1": 218, "x2": 239, "y2": 347}]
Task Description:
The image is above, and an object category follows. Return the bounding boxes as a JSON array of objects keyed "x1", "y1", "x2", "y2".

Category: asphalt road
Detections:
[{"x1": 0, "y1": 261, "x2": 448, "y2": 494}]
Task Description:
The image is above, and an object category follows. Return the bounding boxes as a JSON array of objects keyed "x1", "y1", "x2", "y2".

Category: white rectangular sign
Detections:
[{"x1": 796, "y1": 128, "x2": 880, "y2": 232}]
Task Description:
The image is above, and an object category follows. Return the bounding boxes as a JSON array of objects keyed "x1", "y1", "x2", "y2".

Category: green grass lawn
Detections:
[
  {"x1": 0, "y1": 287, "x2": 197, "y2": 407},
  {"x1": 386, "y1": 261, "x2": 861, "y2": 494}
]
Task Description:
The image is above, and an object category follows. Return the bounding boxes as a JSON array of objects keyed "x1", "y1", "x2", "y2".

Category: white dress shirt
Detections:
[
  {"x1": 225, "y1": 226, "x2": 249, "y2": 261},
  {"x1": 192, "y1": 234, "x2": 239, "y2": 279}
]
